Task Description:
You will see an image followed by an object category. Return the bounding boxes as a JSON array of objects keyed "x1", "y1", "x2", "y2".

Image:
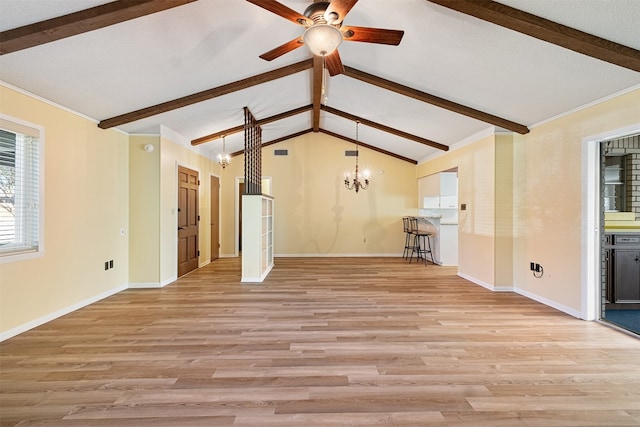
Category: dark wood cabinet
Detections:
[{"x1": 605, "y1": 233, "x2": 640, "y2": 303}]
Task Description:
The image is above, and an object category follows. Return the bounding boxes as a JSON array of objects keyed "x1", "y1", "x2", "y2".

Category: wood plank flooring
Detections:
[{"x1": 1, "y1": 257, "x2": 639, "y2": 426}]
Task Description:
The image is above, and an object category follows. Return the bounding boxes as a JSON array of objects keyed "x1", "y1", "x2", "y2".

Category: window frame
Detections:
[{"x1": 0, "y1": 114, "x2": 45, "y2": 264}]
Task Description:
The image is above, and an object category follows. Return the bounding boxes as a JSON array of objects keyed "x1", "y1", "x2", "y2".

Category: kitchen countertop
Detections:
[
  {"x1": 605, "y1": 220, "x2": 640, "y2": 233},
  {"x1": 419, "y1": 216, "x2": 458, "y2": 226}
]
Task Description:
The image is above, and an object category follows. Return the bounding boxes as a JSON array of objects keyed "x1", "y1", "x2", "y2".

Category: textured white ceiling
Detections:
[{"x1": 1, "y1": 0, "x2": 639, "y2": 161}]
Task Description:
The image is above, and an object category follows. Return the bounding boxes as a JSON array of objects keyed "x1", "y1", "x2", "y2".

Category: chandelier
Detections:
[
  {"x1": 217, "y1": 135, "x2": 230, "y2": 169},
  {"x1": 344, "y1": 121, "x2": 370, "y2": 193}
]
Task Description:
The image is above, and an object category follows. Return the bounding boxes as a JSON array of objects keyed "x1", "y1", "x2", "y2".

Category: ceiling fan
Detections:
[{"x1": 247, "y1": 0, "x2": 404, "y2": 76}]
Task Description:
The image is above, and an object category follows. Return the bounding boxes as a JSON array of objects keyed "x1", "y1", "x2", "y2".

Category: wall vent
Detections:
[
  {"x1": 345, "y1": 150, "x2": 358, "y2": 157},
  {"x1": 274, "y1": 149, "x2": 288, "y2": 156}
]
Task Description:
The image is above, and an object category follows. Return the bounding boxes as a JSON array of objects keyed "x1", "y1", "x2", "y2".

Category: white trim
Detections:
[
  {"x1": 532, "y1": 84, "x2": 640, "y2": 129},
  {"x1": 129, "y1": 132, "x2": 161, "y2": 137},
  {"x1": 129, "y1": 275, "x2": 176, "y2": 288},
  {"x1": 128, "y1": 282, "x2": 165, "y2": 289},
  {"x1": 0, "y1": 284, "x2": 128, "y2": 342},
  {"x1": 582, "y1": 138, "x2": 600, "y2": 321},
  {"x1": 162, "y1": 275, "x2": 177, "y2": 287},
  {"x1": 209, "y1": 172, "x2": 222, "y2": 264},
  {"x1": 581, "y1": 123, "x2": 640, "y2": 321},
  {"x1": 457, "y1": 272, "x2": 513, "y2": 292},
  {"x1": 0, "y1": 114, "x2": 46, "y2": 264},
  {"x1": 275, "y1": 253, "x2": 403, "y2": 257},
  {"x1": 515, "y1": 287, "x2": 583, "y2": 319},
  {"x1": 240, "y1": 263, "x2": 273, "y2": 283},
  {"x1": 1, "y1": 81, "x2": 99, "y2": 124},
  {"x1": 235, "y1": 176, "x2": 242, "y2": 258}
]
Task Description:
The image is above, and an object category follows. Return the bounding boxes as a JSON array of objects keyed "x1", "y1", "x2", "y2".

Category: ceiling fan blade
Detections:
[
  {"x1": 246, "y1": 0, "x2": 312, "y2": 26},
  {"x1": 259, "y1": 37, "x2": 304, "y2": 61},
  {"x1": 324, "y1": 0, "x2": 358, "y2": 25},
  {"x1": 324, "y1": 50, "x2": 344, "y2": 76},
  {"x1": 341, "y1": 26, "x2": 404, "y2": 45}
]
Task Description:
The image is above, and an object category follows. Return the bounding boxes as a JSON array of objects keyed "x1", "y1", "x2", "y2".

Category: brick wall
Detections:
[{"x1": 604, "y1": 134, "x2": 640, "y2": 220}]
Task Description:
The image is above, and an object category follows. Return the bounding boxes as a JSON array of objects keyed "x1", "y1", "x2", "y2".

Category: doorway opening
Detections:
[
  {"x1": 210, "y1": 175, "x2": 220, "y2": 262},
  {"x1": 599, "y1": 133, "x2": 640, "y2": 335}
]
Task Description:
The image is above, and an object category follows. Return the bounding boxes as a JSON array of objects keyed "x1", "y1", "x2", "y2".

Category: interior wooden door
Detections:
[
  {"x1": 178, "y1": 166, "x2": 199, "y2": 277},
  {"x1": 210, "y1": 175, "x2": 219, "y2": 262}
]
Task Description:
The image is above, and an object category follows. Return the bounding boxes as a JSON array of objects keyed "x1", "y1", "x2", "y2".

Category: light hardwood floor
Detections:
[{"x1": 1, "y1": 257, "x2": 639, "y2": 426}]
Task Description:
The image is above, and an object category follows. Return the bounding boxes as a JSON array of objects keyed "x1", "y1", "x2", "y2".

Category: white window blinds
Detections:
[{"x1": 0, "y1": 117, "x2": 41, "y2": 258}]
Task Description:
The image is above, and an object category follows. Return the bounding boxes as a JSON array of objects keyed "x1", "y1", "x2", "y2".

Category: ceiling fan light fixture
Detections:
[{"x1": 303, "y1": 24, "x2": 342, "y2": 56}]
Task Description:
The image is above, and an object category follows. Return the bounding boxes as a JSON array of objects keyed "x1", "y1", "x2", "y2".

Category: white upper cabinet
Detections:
[{"x1": 419, "y1": 172, "x2": 458, "y2": 209}]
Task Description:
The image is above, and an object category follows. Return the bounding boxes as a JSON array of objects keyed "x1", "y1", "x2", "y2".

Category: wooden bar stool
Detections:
[
  {"x1": 409, "y1": 217, "x2": 434, "y2": 265},
  {"x1": 402, "y1": 217, "x2": 415, "y2": 259}
]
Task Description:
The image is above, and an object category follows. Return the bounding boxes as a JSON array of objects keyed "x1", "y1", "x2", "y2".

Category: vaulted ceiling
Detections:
[{"x1": 1, "y1": 0, "x2": 639, "y2": 164}]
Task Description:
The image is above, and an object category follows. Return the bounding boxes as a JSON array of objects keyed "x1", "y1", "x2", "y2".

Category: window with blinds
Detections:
[{"x1": 0, "y1": 116, "x2": 42, "y2": 260}]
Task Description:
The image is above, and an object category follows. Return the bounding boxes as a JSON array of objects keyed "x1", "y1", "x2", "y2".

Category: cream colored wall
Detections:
[
  {"x1": 495, "y1": 133, "x2": 514, "y2": 288},
  {"x1": 159, "y1": 135, "x2": 221, "y2": 283},
  {"x1": 416, "y1": 135, "x2": 497, "y2": 286},
  {"x1": 129, "y1": 135, "x2": 160, "y2": 284},
  {"x1": 0, "y1": 85, "x2": 129, "y2": 336},
  {"x1": 219, "y1": 132, "x2": 418, "y2": 256},
  {"x1": 417, "y1": 88, "x2": 640, "y2": 315},
  {"x1": 513, "y1": 88, "x2": 640, "y2": 314}
]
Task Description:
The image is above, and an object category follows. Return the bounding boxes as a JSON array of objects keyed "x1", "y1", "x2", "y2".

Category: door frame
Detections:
[
  {"x1": 210, "y1": 173, "x2": 221, "y2": 262},
  {"x1": 583, "y1": 123, "x2": 640, "y2": 321}
]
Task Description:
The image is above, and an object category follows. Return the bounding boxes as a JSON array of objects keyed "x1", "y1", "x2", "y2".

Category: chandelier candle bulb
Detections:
[
  {"x1": 217, "y1": 136, "x2": 230, "y2": 169},
  {"x1": 344, "y1": 121, "x2": 370, "y2": 193}
]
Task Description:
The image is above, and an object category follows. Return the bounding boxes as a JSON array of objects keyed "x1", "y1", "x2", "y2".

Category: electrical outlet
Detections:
[
  {"x1": 530, "y1": 262, "x2": 535, "y2": 271},
  {"x1": 535, "y1": 263, "x2": 542, "y2": 273},
  {"x1": 109, "y1": 260, "x2": 113, "y2": 269},
  {"x1": 104, "y1": 261, "x2": 109, "y2": 270}
]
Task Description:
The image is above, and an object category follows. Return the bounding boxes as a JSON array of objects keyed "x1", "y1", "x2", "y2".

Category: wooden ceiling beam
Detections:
[
  {"x1": 0, "y1": 0, "x2": 196, "y2": 55},
  {"x1": 320, "y1": 129, "x2": 417, "y2": 164},
  {"x1": 343, "y1": 66, "x2": 530, "y2": 134},
  {"x1": 192, "y1": 104, "x2": 313, "y2": 146},
  {"x1": 99, "y1": 59, "x2": 314, "y2": 129},
  {"x1": 312, "y1": 55, "x2": 323, "y2": 132},
  {"x1": 321, "y1": 105, "x2": 449, "y2": 151},
  {"x1": 426, "y1": 0, "x2": 640, "y2": 73},
  {"x1": 228, "y1": 128, "x2": 417, "y2": 164}
]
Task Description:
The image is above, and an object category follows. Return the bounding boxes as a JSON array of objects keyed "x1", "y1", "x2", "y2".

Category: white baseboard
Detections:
[
  {"x1": 0, "y1": 284, "x2": 128, "y2": 342},
  {"x1": 457, "y1": 272, "x2": 582, "y2": 319},
  {"x1": 275, "y1": 253, "x2": 403, "y2": 257},
  {"x1": 129, "y1": 275, "x2": 176, "y2": 289},
  {"x1": 515, "y1": 287, "x2": 582, "y2": 319},
  {"x1": 129, "y1": 282, "x2": 163, "y2": 288},
  {"x1": 457, "y1": 272, "x2": 514, "y2": 292}
]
